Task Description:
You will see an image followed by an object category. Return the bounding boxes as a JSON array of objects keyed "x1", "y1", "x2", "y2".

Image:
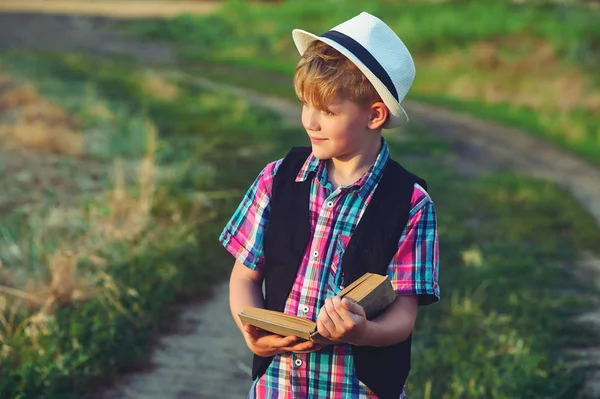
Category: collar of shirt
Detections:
[{"x1": 295, "y1": 138, "x2": 390, "y2": 200}]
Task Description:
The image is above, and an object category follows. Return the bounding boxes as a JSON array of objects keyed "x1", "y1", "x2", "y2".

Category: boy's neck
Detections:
[{"x1": 327, "y1": 137, "x2": 382, "y2": 190}]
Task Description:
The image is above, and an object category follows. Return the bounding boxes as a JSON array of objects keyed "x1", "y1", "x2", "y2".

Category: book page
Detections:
[{"x1": 239, "y1": 307, "x2": 317, "y2": 341}]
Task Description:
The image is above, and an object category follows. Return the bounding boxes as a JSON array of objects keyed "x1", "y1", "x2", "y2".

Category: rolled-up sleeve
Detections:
[
  {"x1": 387, "y1": 184, "x2": 440, "y2": 306},
  {"x1": 219, "y1": 159, "x2": 282, "y2": 271}
]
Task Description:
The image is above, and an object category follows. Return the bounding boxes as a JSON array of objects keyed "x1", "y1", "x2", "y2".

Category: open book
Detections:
[{"x1": 238, "y1": 273, "x2": 396, "y2": 345}]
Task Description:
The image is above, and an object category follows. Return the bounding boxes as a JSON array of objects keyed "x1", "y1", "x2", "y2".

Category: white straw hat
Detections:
[{"x1": 292, "y1": 12, "x2": 415, "y2": 128}]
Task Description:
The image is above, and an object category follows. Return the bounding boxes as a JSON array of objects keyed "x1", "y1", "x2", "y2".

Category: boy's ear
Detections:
[{"x1": 368, "y1": 102, "x2": 388, "y2": 130}]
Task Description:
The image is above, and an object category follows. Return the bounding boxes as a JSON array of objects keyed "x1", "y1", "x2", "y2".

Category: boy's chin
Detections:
[{"x1": 310, "y1": 147, "x2": 334, "y2": 160}]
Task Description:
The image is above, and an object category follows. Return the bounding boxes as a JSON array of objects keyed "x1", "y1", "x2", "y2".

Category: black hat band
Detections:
[{"x1": 320, "y1": 30, "x2": 399, "y2": 102}]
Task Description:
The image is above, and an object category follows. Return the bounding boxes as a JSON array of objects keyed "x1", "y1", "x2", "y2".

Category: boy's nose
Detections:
[{"x1": 302, "y1": 107, "x2": 320, "y2": 132}]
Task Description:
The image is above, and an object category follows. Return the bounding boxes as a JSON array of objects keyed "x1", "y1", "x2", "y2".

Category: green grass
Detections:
[
  {"x1": 177, "y1": 58, "x2": 600, "y2": 165},
  {"x1": 385, "y1": 129, "x2": 600, "y2": 398},
  {"x1": 1, "y1": 50, "x2": 599, "y2": 398},
  {"x1": 127, "y1": 0, "x2": 600, "y2": 65},
  {"x1": 124, "y1": 0, "x2": 600, "y2": 166},
  {"x1": 410, "y1": 92, "x2": 600, "y2": 166},
  {"x1": 0, "y1": 52, "x2": 304, "y2": 399},
  {"x1": 180, "y1": 55, "x2": 600, "y2": 166}
]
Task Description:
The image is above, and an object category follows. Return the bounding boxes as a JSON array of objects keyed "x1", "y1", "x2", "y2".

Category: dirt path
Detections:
[
  {"x1": 98, "y1": 283, "x2": 253, "y2": 399},
  {"x1": 0, "y1": 13, "x2": 177, "y2": 63},
  {"x1": 1, "y1": 10, "x2": 599, "y2": 398},
  {"x1": 406, "y1": 101, "x2": 600, "y2": 227},
  {"x1": 163, "y1": 70, "x2": 600, "y2": 226}
]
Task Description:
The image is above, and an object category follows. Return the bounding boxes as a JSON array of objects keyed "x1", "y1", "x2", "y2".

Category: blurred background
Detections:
[{"x1": 0, "y1": 0, "x2": 599, "y2": 398}]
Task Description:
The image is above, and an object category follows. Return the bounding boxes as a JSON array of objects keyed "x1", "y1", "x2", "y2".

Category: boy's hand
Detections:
[
  {"x1": 243, "y1": 325, "x2": 323, "y2": 357},
  {"x1": 317, "y1": 296, "x2": 368, "y2": 345}
]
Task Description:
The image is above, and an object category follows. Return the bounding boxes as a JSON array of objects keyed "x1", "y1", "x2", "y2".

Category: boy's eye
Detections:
[{"x1": 323, "y1": 110, "x2": 334, "y2": 116}]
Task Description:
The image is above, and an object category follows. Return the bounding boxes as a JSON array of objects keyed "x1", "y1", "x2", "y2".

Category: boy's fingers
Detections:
[
  {"x1": 284, "y1": 340, "x2": 315, "y2": 352},
  {"x1": 331, "y1": 296, "x2": 350, "y2": 319},
  {"x1": 270, "y1": 334, "x2": 299, "y2": 348},
  {"x1": 252, "y1": 325, "x2": 272, "y2": 337},
  {"x1": 325, "y1": 298, "x2": 343, "y2": 321},
  {"x1": 341, "y1": 298, "x2": 366, "y2": 317},
  {"x1": 245, "y1": 326, "x2": 291, "y2": 346},
  {"x1": 325, "y1": 297, "x2": 346, "y2": 329},
  {"x1": 317, "y1": 316, "x2": 335, "y2": 338},
  {"x1": 332, "y1": 298, "x2": 359, "y2": 326},
  {"x1": 244, "y1": 325, "x2": 260, "y2": 339}
]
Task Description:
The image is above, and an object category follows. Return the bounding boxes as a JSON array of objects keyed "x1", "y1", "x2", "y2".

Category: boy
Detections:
[{"x1": 219, "y1": 12, "x2": 439, "y2": 399}]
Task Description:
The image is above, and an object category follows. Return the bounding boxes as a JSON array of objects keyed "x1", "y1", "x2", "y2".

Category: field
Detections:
[
  {"x1": 0, "y1": 1, "x2": 599, "y2": 398},
  {"x1": 126, "y1": 0, "x2": 600, "y2": 165}
]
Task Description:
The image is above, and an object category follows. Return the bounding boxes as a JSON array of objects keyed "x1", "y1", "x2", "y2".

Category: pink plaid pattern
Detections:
[{"x1": 220, "y1": 141, "x2": 439, "y2": 398}]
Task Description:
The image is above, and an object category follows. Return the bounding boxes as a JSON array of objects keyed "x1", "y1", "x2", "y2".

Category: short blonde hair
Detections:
[{"x1": 293, "y1": 40, "x2": 382, "y2": 110}]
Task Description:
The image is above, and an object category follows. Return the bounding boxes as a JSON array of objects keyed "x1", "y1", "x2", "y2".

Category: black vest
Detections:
[{"x1": 257, "y1": 147, "x2": 427, "y2": 399}]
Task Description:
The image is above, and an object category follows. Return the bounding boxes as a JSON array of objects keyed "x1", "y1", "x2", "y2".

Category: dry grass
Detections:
[
  {"x1": 471, "y1": 42, "x2": 502, "y2": 70},
  {"x1": 0, "y1": 121, "x2": 175, "y2": 350},
  {"x1": 141, "y1": 71, "x2": 179, "y2": 101},
  {"x1": 0, "y1": 84, "x2": 40, "y2": 108},
  {"x1": 0, "y1": 121, "x2": 83, "y2": 156},
  {"x1": 89, "y1": 102, "x2": 114, "y2": 121},
  {"x1": 0, "y1": 81, "x2": 84, "y2": 156},
  {"x1": 0, "y1": 73, "x2": 12, "y2": 88},
  {"x1": 416, "y1": 36, "x2": 600, "y2": 143}
]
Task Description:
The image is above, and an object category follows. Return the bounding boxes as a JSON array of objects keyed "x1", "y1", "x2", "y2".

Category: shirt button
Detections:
[
  {"x1": 294, "y1": 358, "x2": 303, "y2": 367},
  {"x1": 326, "y1": 201, "x2": 334, "y2": 208},
  {"x1": 302, "y1": 305, "x2": 310, "y2": 314},
  {"x1": 312, "y1": 250, "x2": 319, "y2": 258}
]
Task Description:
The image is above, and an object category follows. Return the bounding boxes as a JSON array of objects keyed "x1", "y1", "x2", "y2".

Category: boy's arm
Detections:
[
  {"x1": 318, "y1": 185, "x2": 438, "y2": 346},
  {"x1": 317, "y1": 294, "x2": 417, "y2": 347},
  {"x1": 352, "y1": 295, "x2": 418, "y2": 346},
  {"x1": 230, "y1": 260, "x2": 322, "y2": 355},
  {"x1": 229, "y1": 259, "x2": 265, "y2": 333},
  {"x1": 223, "y1": 160, "x2": 323, "y2": 355}
]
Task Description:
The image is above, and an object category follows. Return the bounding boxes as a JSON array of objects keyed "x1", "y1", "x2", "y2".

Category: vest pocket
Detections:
[{"x1": 326, "y1": 234, "x2": 351, "y2": 295}]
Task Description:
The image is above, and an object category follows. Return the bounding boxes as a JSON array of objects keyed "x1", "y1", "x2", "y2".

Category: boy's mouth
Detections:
[{"x1": 309, "y1": 136, "x2": 327, "y2": 143}]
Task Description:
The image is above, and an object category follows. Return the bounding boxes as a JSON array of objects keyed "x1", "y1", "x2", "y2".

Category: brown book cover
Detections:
[{"x1": 238, "y1": 273, "x2": 396, "y2": 345}]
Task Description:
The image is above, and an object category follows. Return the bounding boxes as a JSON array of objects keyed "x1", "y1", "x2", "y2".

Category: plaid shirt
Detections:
[{"x1": 220, "y1": 140, "x2": 439, "y2": 399}]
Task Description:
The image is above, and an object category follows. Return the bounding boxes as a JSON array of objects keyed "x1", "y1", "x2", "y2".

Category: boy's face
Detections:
[{"x1": 301, "y1": 96, "x2": 383, "y2": 161}]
